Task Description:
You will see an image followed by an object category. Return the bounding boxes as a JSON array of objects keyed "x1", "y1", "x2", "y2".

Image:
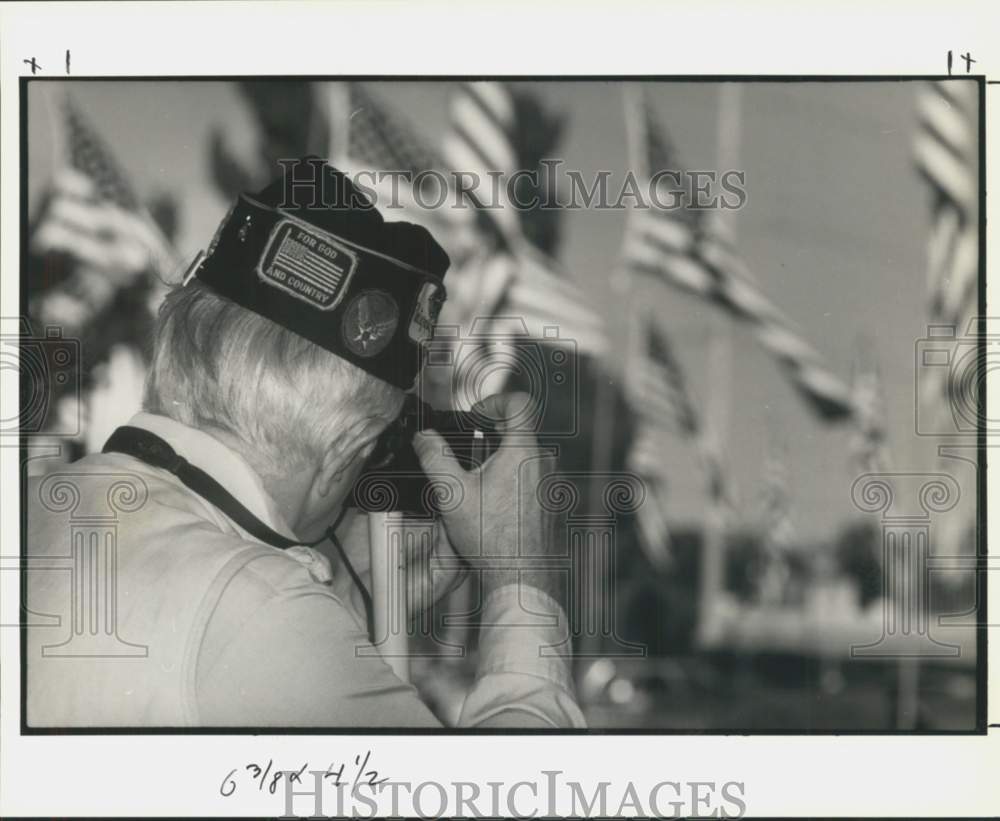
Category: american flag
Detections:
[
  {"x1": 913, "y1": 80, "x2": 980, "y2": 418},
  {"x1": 438, "y1": 81, "x2": 607, "y2": 364},
  {"x1": 65, "y1": 100, "x2": 140, "y2": 210},
  {"x1": 626, "y1": 318, "x2": 728, "y2": 495},
  {"x1": 622, "y1": 89, "x2": 855, "y2": 423},
  {"x1": 630, "y1": 320, "x2": 699, "y2": 439},
  {"x1": 345, "y1": 82, "x2": 443, "y2": 184},
  {"x1": 913, "y1": 80, "x2": 979, "y2": 559},
  {"x1": 503, "y1": 245, "x2": 608, "y2": 354},
  {"x1": 31, "y1": 97, "x2": 176, "y2": 281},
  {"x1": 625, "y1": 320, "x2": 726, "y2": 569},
  {"x1": 326, "y1": 81, "x2": 607, "y2": 412},
  {"x1": 625, "y1": 406, "x2": 674, "y2": 570},
  {"x1": 442, "y1": 81, "x2": 523, "y2": 243},
  {"x1": 630, "y1": 469, "x2": 673, "y2": 572},
  {"x1": 273, "y1": 231, "x2": 349, "y2": 291},
  {"x1": 328, "y1": 81, "x2": 475, "y2": 244}
]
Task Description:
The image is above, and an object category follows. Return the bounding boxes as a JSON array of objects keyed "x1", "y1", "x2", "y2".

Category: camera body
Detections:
[
  {"x1": 914, "y1": 318, "x2": 996, "y2": 436},
  {"x1": 420, "y1": 317, "x2": 579, "y2": 438},
  {"x1": 349, "y1": 395, "x2": 502, "y2": 515},
  {"x1": 3, "y1": 320, "x2": 81, "y2": 437}
]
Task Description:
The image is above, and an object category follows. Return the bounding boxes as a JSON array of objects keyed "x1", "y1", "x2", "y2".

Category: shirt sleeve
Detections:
[
  {"x1": 457, "y1": 583, "x2": 587, "y2": 728},
  {"x1": 194, "y1": 556, "x2": 585, "y2": 728}
]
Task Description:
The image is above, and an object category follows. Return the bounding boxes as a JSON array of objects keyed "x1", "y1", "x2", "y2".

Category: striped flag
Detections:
[
  {"x1": 31, "y1": 97, "x2": 177, "y2": 282},
  {"x1": 629, "y1": 319, "x2": 699, "y2": 439},
  {"x1": 330, "y1": 81, "x2": 606, "y2": 353},
  {"x1": 444, "y1": 243, "x2": 608, "y2": 405},
  {"x1": 327, "y1": 81, "x2": 476, "y2": 249},
  {"x1": 622, "y1": 91, "x2": 855, "y2": 422},
  {"x1": 437, "y1": 246, "x2": 608, "y2": 407},
  {"x1": 624, "y1": 319, "x2": 731, "y2": 569},
  {"x1": 438, "y1": 81, "x2": 608, "y2": 371},
  {"x1": 444, "y1": 245, "x2": 608, "y2": 356},
  {"x1": 913, "y1": 80, "x2": 979, "y2": 560},
  {"x1": 626, "y1": 319, "x2": 728, "y2": 502},
  {"x1": 631, "y1": 477, "x2": 673, "y2": 572},
  {"x1": 913, "y1": 80, "x2": 980, "y2": 417},
  {"x1": 445, "y1": 241, "x2": 607, "y2": 354},
  {"x1": 504, "y1": 245, "x2": 608, "y2": 354},
  {"x1": 442, "y1": 81, "x2": 523, "y2": 243},
  {"x1": 625, "y1": 413, "x2": 674, "y2": 571}
]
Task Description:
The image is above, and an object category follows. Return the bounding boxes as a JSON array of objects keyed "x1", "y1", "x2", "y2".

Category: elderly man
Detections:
[{"x1": 26, "y1": 161, "x2": 585, "y2": 728}]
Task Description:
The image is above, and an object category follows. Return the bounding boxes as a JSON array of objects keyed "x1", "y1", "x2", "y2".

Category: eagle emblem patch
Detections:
[{"x1": 343, "y1": 290, "x2": 399, "y2": 358}]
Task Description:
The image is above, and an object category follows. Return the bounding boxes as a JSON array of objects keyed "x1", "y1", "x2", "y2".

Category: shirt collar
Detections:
[{"x1": 124, "y1": 412, "x2": 300, "y2": 544}]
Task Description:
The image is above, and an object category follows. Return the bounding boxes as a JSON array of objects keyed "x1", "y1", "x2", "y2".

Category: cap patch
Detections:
[
  {"x1": 343, "y1": 290, "x2": 399, "y2": 358},
  {"x1": 408, "y1": 281, "x2": 445, "y2": 344},
  {"x1": 257, "y1": 221, "x2": 358, "y2": 310}
]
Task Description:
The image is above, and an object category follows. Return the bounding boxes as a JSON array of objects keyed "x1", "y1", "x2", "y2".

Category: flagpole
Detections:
[
  {"x1": 326, "y1": 81, "x2": 351, "y2": 164},
  {"x1": 695, "y1": 84, "x2": 742, "y2": 647},
  {"x1": 579, "y1": 86, "x2": 643, "y2": 657},
  {"x1": 855, "y1": 334, "x2": 919, "y2": 729},
  {"x1": 590, "y1": 83, "x2": 643, "y2": 501},
  {"x1": 612, "y1": 81, "x2": 647, "y2": 484},
  {"x1": 611, "y1": 82, "x2": 646, "y2": 408}
]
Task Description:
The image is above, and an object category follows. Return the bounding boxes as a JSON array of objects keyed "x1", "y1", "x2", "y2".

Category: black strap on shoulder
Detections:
[
  {"x1": 103, "y1": 426, "x2": 301, "y2": 549},
  {"x1": 103, "y1": 425, "x2": 377, "y2": 641}
]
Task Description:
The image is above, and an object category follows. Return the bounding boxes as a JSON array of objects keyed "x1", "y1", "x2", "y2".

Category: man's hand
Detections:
[
  {"x1": 331, "y1": 508, "x2": 466, "y2": 623},
  {"x1": 413, "y1": 392, "x2": 567, "y2": 608}
]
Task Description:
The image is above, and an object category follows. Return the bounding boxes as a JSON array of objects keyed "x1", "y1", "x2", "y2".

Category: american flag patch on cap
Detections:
[{"x1": 257, "y1": 221, "x2": 358, "y2": 310}]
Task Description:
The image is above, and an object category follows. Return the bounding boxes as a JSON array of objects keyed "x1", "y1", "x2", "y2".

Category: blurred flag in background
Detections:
[
  {"x1": 913, "y1": 79, "x2": 980, "y2": 562},
  {"x1": 28, "y1": 94, "x2": 179, "y2": 456},
  {"x1": 621, "y1": 87, "x2": 855, "y2": 423},
  {"x1": 913, "y1": 80, "x2": 980, "y2": 431}
]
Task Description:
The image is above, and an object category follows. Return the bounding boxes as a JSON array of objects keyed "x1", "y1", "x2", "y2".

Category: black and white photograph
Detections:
[
  {"x1": 1, "y1": 2, "x2": 997, "y2": 818},
  {"x1": 18, "y1": 75, "x2": 983, "y2": 732}
]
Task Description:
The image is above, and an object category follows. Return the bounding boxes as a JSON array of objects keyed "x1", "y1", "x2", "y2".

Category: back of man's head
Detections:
[
  {"x1": 144, "y1": 279, "x2": 402, "y2": 480},
  {"x1": 143, "y1": 160, "x2": 450, "y2": 479}
]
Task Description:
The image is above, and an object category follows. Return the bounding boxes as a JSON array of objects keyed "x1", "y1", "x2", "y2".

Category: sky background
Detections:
[{"x1": 25, "y1": 79, "x2": 979, "y2": 537}]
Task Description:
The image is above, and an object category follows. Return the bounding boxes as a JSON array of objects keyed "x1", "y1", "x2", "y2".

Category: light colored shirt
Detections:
[{"x1": 26, "y1": 413, "x2": 585, "y2": 728}]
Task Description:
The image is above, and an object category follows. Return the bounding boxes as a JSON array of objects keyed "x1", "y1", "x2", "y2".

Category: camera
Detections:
[
  {"x1": 349, "y1": 394, "x2": 502, "y2": 515},
  {"x1": 1, "y1": 319, "x2": 81, "y2": 437},
  {"x1": 419, "y1": 317, "x2": 579, "y2": 438},
  {"x1": 914, "y1": 317, "x2": 998, "y2": 436}
]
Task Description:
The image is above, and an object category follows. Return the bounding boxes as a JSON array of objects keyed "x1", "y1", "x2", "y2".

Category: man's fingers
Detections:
[
  {"x1": 470, "y1": 391, "x2": 538, "y2": 434},
  {"x1": 414, "y1": 429, "x2": 474, "y2": 490}
]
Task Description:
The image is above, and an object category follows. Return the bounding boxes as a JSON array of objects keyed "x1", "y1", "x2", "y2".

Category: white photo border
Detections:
[{"x1": 1, "y1": 1, "x2": 997, "y2": 817}]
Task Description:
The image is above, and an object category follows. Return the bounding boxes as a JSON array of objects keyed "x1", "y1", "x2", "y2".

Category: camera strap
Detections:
[
  {"x1": 103, "y1": 426, "x2": 306, "y2": 549},
  {"x1": 104, "y1": 425, "x2": 378, "y2": 642}
]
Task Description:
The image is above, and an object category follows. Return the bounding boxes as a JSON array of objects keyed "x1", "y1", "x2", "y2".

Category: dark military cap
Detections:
[{"x1": 189, "y1": 158, "x2": 449, "y2": 389}]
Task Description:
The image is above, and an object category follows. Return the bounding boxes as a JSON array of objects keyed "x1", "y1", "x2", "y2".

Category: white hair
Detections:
[{"x1": 143, "y1": 281, "x2": 403, "y2": 477}]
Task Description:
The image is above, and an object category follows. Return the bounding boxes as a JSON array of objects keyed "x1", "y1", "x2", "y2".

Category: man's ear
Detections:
[{"x1": 314, "y1": 416, "x2": 386, "y2": 499}]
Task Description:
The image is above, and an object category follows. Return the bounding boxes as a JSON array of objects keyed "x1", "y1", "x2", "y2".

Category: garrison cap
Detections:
[{"x1": 189, "y1": 158, "x2": 449, "y2": 389}]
